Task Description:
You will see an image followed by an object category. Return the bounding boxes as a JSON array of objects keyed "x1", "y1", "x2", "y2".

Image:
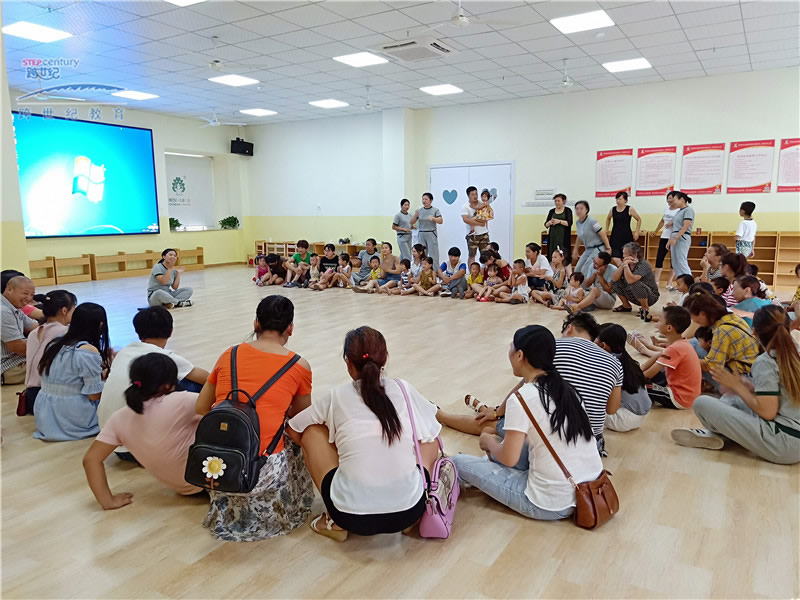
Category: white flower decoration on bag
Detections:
[{"x1": 202, "y1": 456, "x2": 226, "y2": 480}]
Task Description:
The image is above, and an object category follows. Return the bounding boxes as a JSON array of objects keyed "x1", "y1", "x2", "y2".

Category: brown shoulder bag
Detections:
[{"x1": 514, "y1": 391, "x2": 619, "y2": 530}]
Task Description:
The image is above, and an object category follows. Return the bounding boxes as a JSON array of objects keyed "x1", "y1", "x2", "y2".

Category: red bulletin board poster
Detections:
[
  {"x1": 727, "y1": 139, "x2": 775, "y2": 193},
  {"x1": 596, "y1": 149, "x2": 633, "y2": 198},
  {"x1": 777, "y1": 138, "x2": 800, "y2": 193},
  {"x1": 635, "y1": 146, "x2": 676, "y2": 196},
  {"x1": 680, "y1": 143, "x2": 725, "y2": 194}
]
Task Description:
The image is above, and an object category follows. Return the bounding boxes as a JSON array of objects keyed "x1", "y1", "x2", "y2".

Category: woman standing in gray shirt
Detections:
[
  {"x1": 392, "y1": 199, "x2": 414, "y2": 261},
  {"x1": 573, "y1": 201, "x2": 611, "y2": 278},
  {"x1": 411, "y1": 193, "x2": 443, "y2": 268}
]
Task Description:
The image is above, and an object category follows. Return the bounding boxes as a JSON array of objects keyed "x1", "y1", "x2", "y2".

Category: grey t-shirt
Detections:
[
  {"x1": 585, "y1": 263, "x2": 617, "y2": 296},
  {"x1": 148, "y1": 263, "x2": 175, "y2": 295},
  {"x1": 613, "y1": 354, "x2": 651, "y2": 416},
  {"x1": 357, "y1": 250, "x2": 378, "y2": 277},
  {"x1": 754, "y1": 351, "x2": 800, "y2": 431},
  {"x1": 393, "y1": 211, "x2": 413, "y2": 237},
  {"x1": 416, "y1": 206, "x2": 441, "y2": 232},
  {"x1": 672, "y1": 206, "x2": 695, "y2": 240},
  {"x1": 1, "y1": 295, "x2": 37, "y2": 372},
  {"x1": 576, "y1": 216, "x2": 604, "y2": 249}
]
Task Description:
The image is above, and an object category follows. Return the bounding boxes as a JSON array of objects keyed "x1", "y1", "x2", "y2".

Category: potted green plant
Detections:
[
  {"x1": 169, "y1": 217, "x2": 182, "y2": 230},
  {"x1": 219, "y1": 216, "x2": 240, "y2": 230}
]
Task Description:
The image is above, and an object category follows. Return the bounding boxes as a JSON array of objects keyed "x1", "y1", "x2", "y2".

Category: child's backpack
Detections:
[{"x1": 185, "y1": 345, "x2": 301, "y2": 493}]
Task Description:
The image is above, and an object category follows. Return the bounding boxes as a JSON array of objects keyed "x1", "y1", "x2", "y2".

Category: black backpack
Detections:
[{"x1": 185, "y1": 345, "x2": 301, "y2": 493}]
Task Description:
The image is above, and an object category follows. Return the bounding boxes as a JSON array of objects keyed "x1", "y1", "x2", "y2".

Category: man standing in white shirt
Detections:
[
  {"x1": 461, "y1": 186, "x2": 492, "y2": 266},
  {"x1": 99, "y1": 306, "x2": 208, "y2": 461}
]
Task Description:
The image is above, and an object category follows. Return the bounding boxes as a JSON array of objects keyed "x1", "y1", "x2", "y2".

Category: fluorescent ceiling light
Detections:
[
  {"x1": 602, "y1": 57, "x2": 652, "y2": 73},
  {"x1": 309, "y1": 99, "x2": 349, "y2": 109},
  {"x1": 550, "y1": 10, "x2": 614, "y2": 34},
  {"x1": 163, "y1": 0, "x2": 207, "y2": 6},
  {"x1": 333, "y1": 52, "x2": 388, "y2": 68},
  {"x1": 2, "y1": 21, "x2": 72, "y2": 43},
  {"x1": 208, "y1": 74, "x2": 259, "y2": 87},
  {"x1": 240, "y1": 108, "x2": 277, "y2": 116},
  {"x1": 165, "y1": 152, "x2": 205, "y2": 157},
  {"x1": 112, "y1": 90, "x2": 159, "y2": 100},
  {"x1": 419, "y1": 84, "x2": 463, "y2": 96}
]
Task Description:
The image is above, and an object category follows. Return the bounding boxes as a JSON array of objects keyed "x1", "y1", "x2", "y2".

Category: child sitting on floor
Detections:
[
  {"x1": 390, "y1": 259, "x2": 414, "y2": 295},
  {"x1": 641, "y1": 306, "x2": 702, "y2": 409},
  {"x1": 329, "y1": 253, "x2": 351, "y2": 288},
  {"x1": 412, "y1": 257, "x2": 441, "y2": 296},
  {"x1": 305, "y1": 254, "x2": 321, "y2": 289},
  {"x1": 746, "y1": 264, "x2": 776, "y2": 300},
  {"x1": 667, "y1": 273, "x2": 694, "y2": 307},
  {"x1": 355, "y1": 256, "x2": 383, "y2": 294},
  {"x1": 597, "y1": 324, "x2": 650, "y2": 431},
  {"x1": 711, "y1": 276, "x2": 731, "y2": 299},
  {"x1": 731, "y1": 275, "x2": 773, "y2": 327},
  {"x1": 550, "y1": 272, "x2": 584, "y2": 311},
  {"x1": 253, "y1": 255, "x2": 270, "y2": 286},
  {"x1": 464, "y1": 262, "x2": 483, "y2": 299},
  {"x1": 497, "y1": 259, "x2": 530, "y2": 304},
  {"x1": 476, "y1": 263, "x2": 504, "y2": 302}
]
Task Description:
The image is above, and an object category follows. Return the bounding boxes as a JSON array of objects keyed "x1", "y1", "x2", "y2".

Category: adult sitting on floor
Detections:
[
  {"x1": 564, "y1": 251, "x2": 617, "y2": 314},
  {"x1": 610, "y1": 242, "x2": 660, "y2": 322},
  {"x1": 1, "y1": 276, "x2": 38, "y2": 385},
  {"x1": 98, "y1": 306, "x2": 209, "y2": 463},
  {"x1": 147, "y1": 249, "x2": 193, "y2": 308}
]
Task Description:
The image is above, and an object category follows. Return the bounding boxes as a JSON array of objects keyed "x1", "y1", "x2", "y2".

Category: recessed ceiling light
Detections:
[
  {"x1": 419, "y1": 84, "x2": 463, "y2": 96},
  {"x1": 112, "y1": 90, "x2": 159, "y2": 100},
  {"x1": 602, "y1": 57, "x2": 652, "y2": 73},
  {"x1": 333, "y1": 52, "x2": 388, "y2": 68},
  {"x1": 165, "y1": 152, "x2": 206, "y2": 157},
  {"x1": 550, "y1": 10, "x2": 614, "y2": 34},
  {"x1": 240, "y1": 108, "x2": 277, "y2": 116},
  {"x1": 309, "y1": 99, "x2": 349, "y2": 109},
  {"x1": 2, "y1": 21, "x2": 72, "y2": 43},
  {"x1": 164, "y1": 0, "x2": 207, "y2": 6},
  {"x1": 208, "y1": 74, "x2": 259, "y2": 87}
]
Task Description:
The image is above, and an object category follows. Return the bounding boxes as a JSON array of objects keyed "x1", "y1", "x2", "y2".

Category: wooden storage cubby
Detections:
[
  {"x1": 176, "y1": 247, "x2": 204, "y2": 271},
  {"x1": 775, "y1": 232, "x2": 800, "y2": 291},
  {"x1": 29, "y1": 257, "x2": 56, "y2": 286},
  {"x1": 54, "y1": 255, "x2": 92, "y2": 284}
]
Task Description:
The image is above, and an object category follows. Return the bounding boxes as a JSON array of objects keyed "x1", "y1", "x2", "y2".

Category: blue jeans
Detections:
[
  {"x1": 177, "y1": 377, "x2": 203, "y2": 393},
  {"x1": 451, "y1": 453, "x2": 573, "y2": 520}
]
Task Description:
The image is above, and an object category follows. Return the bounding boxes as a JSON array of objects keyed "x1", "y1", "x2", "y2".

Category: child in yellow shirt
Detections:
[{"x1": 464, "y1": 262, "x2": 484, "y2": 299}]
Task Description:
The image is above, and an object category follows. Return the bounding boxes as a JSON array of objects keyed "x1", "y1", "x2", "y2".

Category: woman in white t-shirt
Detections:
[
  {"x1": 652, "y1": 191, "x2": 679, "y2": 289},
  {"x1": 452, "y1": 325, "x2": 603, "y2": 520},
  {"x1": 288, "y1": 326, "x2": 441, "y2": 541}
]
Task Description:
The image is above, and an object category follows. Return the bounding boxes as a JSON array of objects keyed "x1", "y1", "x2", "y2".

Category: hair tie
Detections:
[
  {"x1": 362, "y1": 353, "x2": 369, "y2": 359},
  {"x1": 132, "y1": 381, "x2": 142, "y2": 387}
]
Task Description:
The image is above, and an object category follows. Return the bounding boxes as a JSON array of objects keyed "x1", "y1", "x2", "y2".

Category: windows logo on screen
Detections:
[{"x1": 72, "y1": 156, "x2": 105, "y2": 204}]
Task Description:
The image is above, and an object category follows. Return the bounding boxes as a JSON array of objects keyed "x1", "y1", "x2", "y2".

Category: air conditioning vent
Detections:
[{"x1": 370, "y1": 36, "x2": 458, "y2": 63}]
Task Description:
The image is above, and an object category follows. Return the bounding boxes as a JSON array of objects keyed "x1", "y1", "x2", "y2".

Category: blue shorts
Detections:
[{"x1": 378, "y1": 273, "x2": 401, "y2": 286}]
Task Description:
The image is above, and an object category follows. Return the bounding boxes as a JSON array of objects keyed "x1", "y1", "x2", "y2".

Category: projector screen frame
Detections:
[{"x1": 12, "y1": 110, "x2": 161, "y2": 239}]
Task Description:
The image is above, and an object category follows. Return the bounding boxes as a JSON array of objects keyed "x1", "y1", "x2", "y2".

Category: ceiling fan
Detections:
[
  {"x1": 553, "y1": 59, "x2": 607, "y2": 93},
  {"x1": 200, "y1": 109, "x2": 245, "y2": 128},
  {"x1": 420, "y1": 0, "x2": 514, "y2": 34}
]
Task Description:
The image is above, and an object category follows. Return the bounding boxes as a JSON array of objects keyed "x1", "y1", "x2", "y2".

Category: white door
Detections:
[{"x1": 428, "y1": 162, "x2": 514, "y2": 264}]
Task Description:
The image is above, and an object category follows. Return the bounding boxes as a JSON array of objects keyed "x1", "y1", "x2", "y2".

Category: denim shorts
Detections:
[{"x1": 378, "y1": 273, "x2": 401, "y2": 286}]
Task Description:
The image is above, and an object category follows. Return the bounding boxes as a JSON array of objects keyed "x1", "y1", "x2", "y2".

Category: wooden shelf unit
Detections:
[
  {"x1": 775, "y1": 232, "x2": 800, "y2": 291},
  {"x1": 176, "y1": 247, "x2": 204, "y2": 271},
  {"x1": 29, "y1": 257, "x2": 56, "y2": 287},
  {"x1": 54, "y1": 255, "x2": 92, "y2": 284},
  {"x1": 89, "y1": 250, "x2": 161, "y2": 281}
]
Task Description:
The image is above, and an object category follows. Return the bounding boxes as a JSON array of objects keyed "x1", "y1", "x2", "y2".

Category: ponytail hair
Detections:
[
  {"x1": 752, "y1": 306, "x2": 800, "y2": 405},
  {"x1": 597, "y1": 324, "x2": 646, "y2": 394},
  {"x1": 512, "y1": 325, "x2": 593, "y2": 444},
  {"x1": 413, "y1": 243, "x2": 426, "y2": 258},
  {"x1": 33, "y1": 290, "x2": 77, "y2": 318},
  {"x1": 736, "y1": 275, "x2": 765, "y2": 299},
  {"x1": 721, "y1": 252, "x2": 748, "y2": 278},
  {"x1": 343, "y1": 326, "x2": 401, "y2": 444},
  {"x1": 124, "y1": 353, "x2": 178, "y2": 414}
]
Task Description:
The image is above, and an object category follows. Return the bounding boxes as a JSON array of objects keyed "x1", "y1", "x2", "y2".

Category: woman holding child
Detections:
[{"x1": 196, "y1": 295, "x2": 314, "y2": 541}]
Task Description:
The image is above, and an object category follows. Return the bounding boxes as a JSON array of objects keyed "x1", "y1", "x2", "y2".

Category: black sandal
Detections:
[
  {"x1": 642, "y1": 310, "x2": 653, "y2": 322},
  {"x1": 612, "y1": 306, "x2": 632, "y2": 313}
]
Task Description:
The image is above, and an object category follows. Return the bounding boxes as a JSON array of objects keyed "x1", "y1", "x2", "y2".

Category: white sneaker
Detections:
[
  {"x1": 441, "y1": 290, "x2": 452, "y2": 297},
  {"x1": 671, "y1": 428, "x2": 724, "y2": 450}
]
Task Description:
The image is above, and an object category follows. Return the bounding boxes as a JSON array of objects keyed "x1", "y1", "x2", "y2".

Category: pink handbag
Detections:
[{"x1": 396, "y1": 379, "x2": 460, "y2": 539}]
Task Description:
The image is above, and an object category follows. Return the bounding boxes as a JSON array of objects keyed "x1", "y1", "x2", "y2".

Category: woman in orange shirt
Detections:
[{"x1": 196, "y1": 295, "x2": 314, "y2": 541}]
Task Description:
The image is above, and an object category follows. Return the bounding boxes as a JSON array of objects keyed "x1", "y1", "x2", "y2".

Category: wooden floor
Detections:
[{"x1": 2, "y1": 266, "x2": 798, "y2": 599}]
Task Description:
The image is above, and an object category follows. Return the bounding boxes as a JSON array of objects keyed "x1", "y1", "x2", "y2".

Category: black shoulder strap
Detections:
[
  {"x1": 257, "y1": 353, "x2": 302, "y2": 456},
  {"x1": 230, "y1": 345, "x2": 239, "y2": 403}
]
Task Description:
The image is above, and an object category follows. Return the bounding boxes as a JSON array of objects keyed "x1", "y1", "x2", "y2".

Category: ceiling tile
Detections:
[
  {"x1": 500, "y1": 21, "x2": 561, "y2": 42},
  {"x1": 744, "y1": 25, "x2": 799, "y2": 44},
  {"x1": 704, "y1": 63, "x2": 752, "y2": 75},
  {"x1": 750, "y1": 48, "x2": 800, "y2": 62},
  {"x1": 670, "y1": 1, "x2": 737, "y2": 13},
  {"x1": 236, "y1": 37, "x2": 295, "y2": 55},
  {"x1": 194, "y1": 24, "x2": 263, "y2": 45},
  {"x1": 399, "y1": 2, "x2": 464, "y2": 24},
  {"x1": 82, "y1": 27, "x2": 150, "y2": 48},
  {"x1": 149, "y1": 8, "x2": 224, "y2": 31},
  {"x1": 689, "y1": 33, "x2": 745, "y2": 51},
  {"x1": 747, "y1": 37, "x2": 800, "y2": 55},
  {"x1": 579, "y1": 37, "x2": 634, "y2": 54},
  {"x1": 683, "y1": 20, "x2": 744, "y2": 41},
  {"x1": 188, "y1": 1, "x2": 266, "y2": 22},
  {"x1": 322, "y1": 1, "x2": 394, "y2": 19},
  {"x1": 564, "y1": 25, "x2": 627, "y2": 46},
  {"x1": 480, "y1": 5, "x2": 544, "y2": 28},
  {"x1": 695, "y1": 45, "x2": 749, "y2": 60},
  {"x1": 493, "y1": 53, "x2": 539, "y2": 67},
  {"x1": 647, "y1": 51, "x2": 699, "y2": 66},
  {"x1": 164, "y1": 32, "x2": 219, "y2": 52},
  {"x1": 134, "y1": 40, "x2": 187, "y2": 58},
  {"x1": 203, "y1": 44, "x2": 260, "y2": 62},
  {"x1": 676, "y1": 4, "x2": 742, "y2": 28},
  {"x1": 740, "y1": 0, "x2": 800, "y2": 19},
  {"x1": 518, "y1": 35, "x2": 574, "y2": 53},
  {"x1": 60, "y1": 2, "x2": 140, "y2": 27},
  {"x1": 531, "y1": 1, "x2": 603, "y2": 20},
  {"x1": 631, "y1": 30, "x2": 687, "y2": 48},
  {"x1": 605, "y1": 2, "x2": 675, "y2": 24},
  {"x1": 355, "y1": 9, "x2": 422, "y2": 32},
  {"x1": 272, "y1": 28, "x2": 334, "y2": 47},
  {"x1": 618, "y1": 15, "x2": 682, "y2": 37},
  {"x1": 660, "y1": 69, "x2": 705, "y2": 80},
  {"x1": 655, "y1": 60, "x2": 704, "y2": 73},
  {"x1": 474, "y1": 42, "x2": 528, "y2": 58},
  {"x1": 236, "y1": 14, "x2": 302, "y2": 36},
  {"x1": 701, "y1": 54, "x2": 751, "y2": 69},
  {"x1": 745, "y1": 12, "x2": 800, "y2": 33},
  {"x1": 454, "y1": 31, "x2": 510, "y2": 48},
  {"x1": 276, "y1": 3, "x2": 345, "y2": 26},
  {"x1": 115, "y1": 18, "x2": 182, "y2": 40},
  {"x1": 510, "y1": 61, "x2": 557, "y2": 75},
  {"x1": 309, "y1": 19, "x2": 376, "y2": 39},
  {"x1": 749, "y1": 56, "x2": 800, "y2": 69},
  {"x1": 535, "y1": 46, "x2": 588, "y2": 62},
  {"x1": 271, "y1": 48, "x2": 326, "y2": 63}
]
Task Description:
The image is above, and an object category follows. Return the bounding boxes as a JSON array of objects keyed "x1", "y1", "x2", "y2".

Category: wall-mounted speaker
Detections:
[{"x1": 231, "y1": 137, "x2": 253, "y2": 156}]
